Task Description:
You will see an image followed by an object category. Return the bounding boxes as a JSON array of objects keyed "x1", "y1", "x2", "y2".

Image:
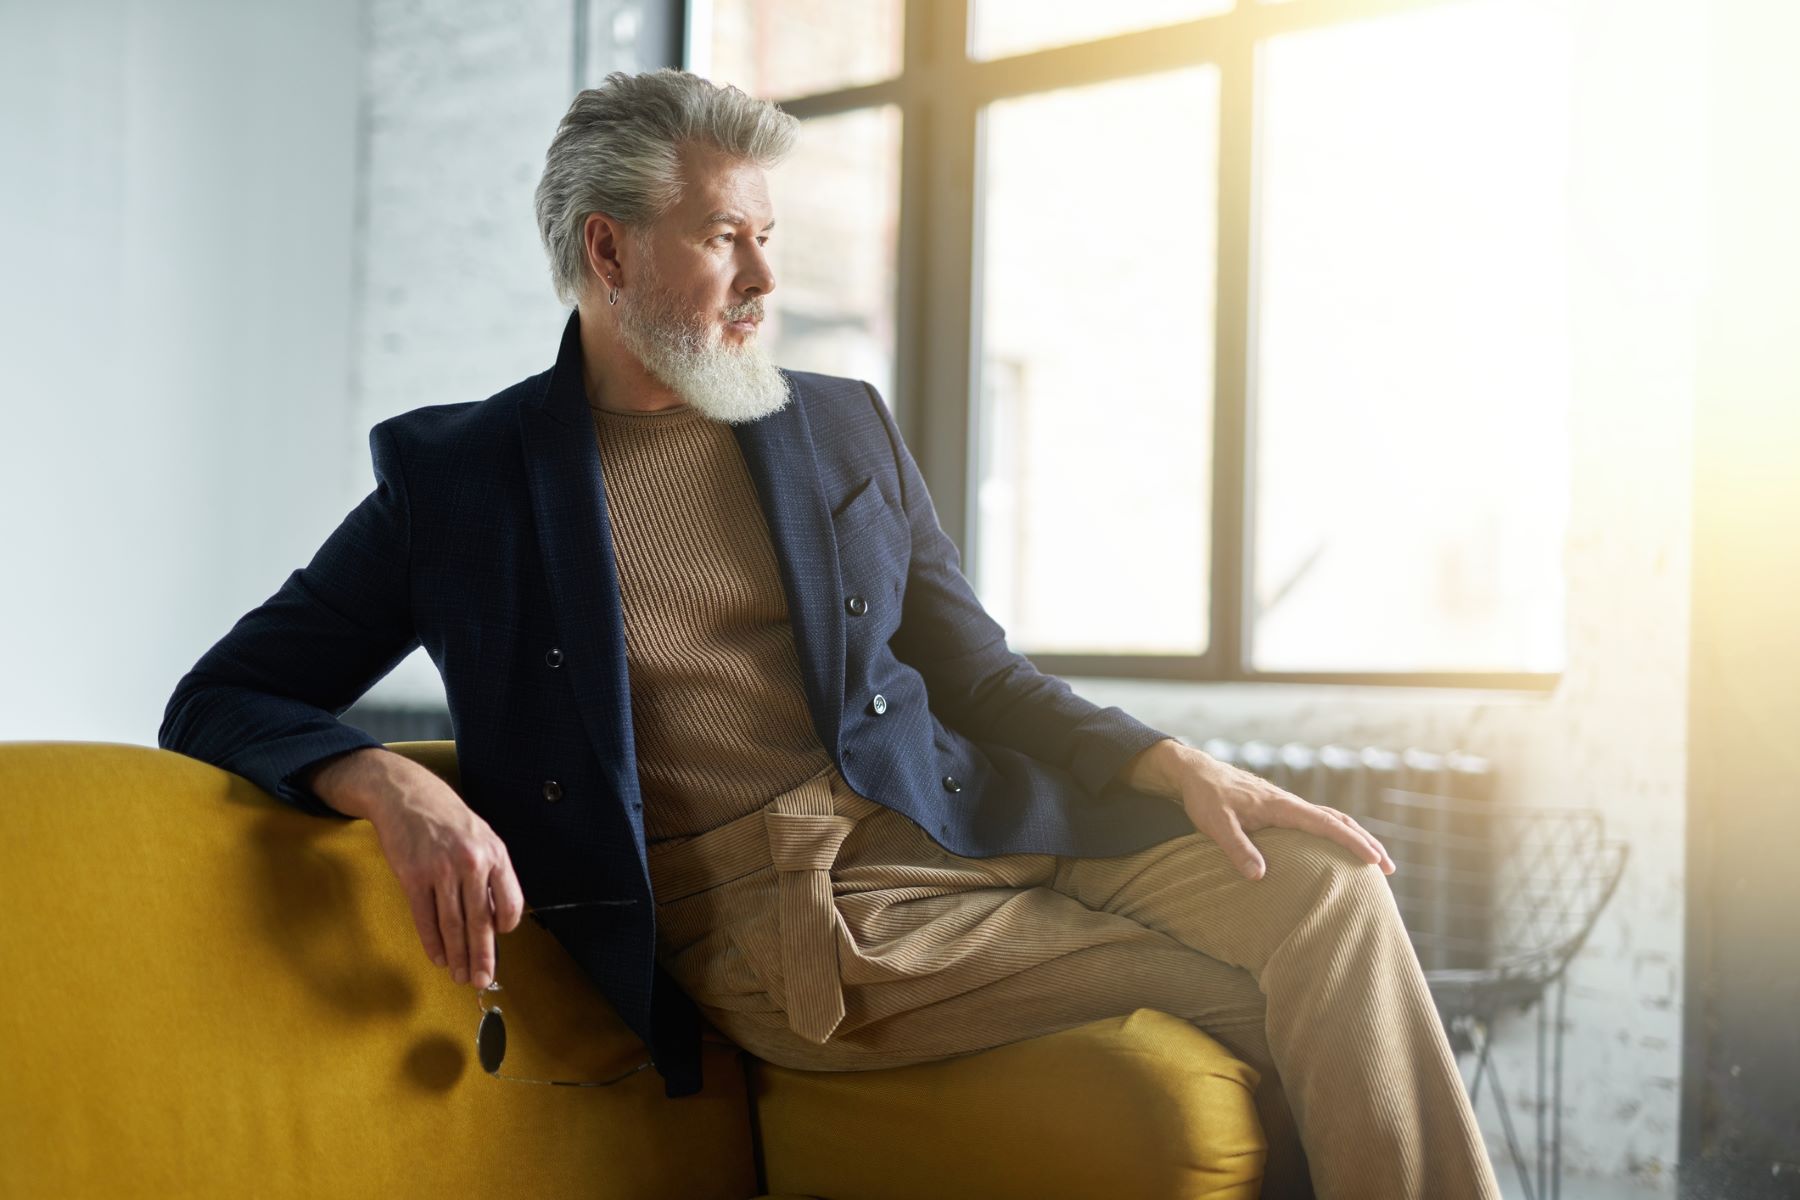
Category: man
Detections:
[{"x1": 160, "y1": 68, "x2": 1500, "y2": 1199}]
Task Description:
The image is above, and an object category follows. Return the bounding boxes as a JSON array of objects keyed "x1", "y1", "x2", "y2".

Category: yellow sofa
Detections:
[{"x1": 0, "y1": 740, "x2": 1267, "y2": 1199}]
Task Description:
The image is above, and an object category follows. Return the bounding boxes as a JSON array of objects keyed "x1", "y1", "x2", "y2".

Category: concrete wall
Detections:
[{"x1": 0, "y1": 0, "x2": 365, "y2": 743}]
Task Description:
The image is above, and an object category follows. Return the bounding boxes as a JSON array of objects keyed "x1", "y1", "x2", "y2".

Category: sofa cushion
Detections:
[{"x1": 749, "y1": 1007, "x2": 1265, "y2": 1199}]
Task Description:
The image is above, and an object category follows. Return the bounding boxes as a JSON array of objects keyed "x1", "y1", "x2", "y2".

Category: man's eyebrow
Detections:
[{"x1": 698, "y1": 210, "x2": 776, "y2": 232}]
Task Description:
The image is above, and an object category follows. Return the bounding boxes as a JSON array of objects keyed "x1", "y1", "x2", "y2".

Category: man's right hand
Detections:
[{"x1": 302, "y1": 747, "x2": 525, "y2": 990}]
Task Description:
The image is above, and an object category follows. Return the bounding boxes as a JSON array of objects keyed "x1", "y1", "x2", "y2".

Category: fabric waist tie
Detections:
[{"x1": 646, "y1": 764, "x2": 884, "y2": 1046}]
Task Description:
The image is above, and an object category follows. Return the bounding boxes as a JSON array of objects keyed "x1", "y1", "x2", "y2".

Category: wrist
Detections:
[
  {"x1": 1118, "y1": 737, "x2": 1197, "y2": 799},
  {"x1": 305, "y1": 747, "x2": 405, "y2": 821}
]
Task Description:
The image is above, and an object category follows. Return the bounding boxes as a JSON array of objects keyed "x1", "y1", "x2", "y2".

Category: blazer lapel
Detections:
[
  {"x1": 516, "y1": 310, "x2": 848, "y2": 820},
  {"x1": 518, "y1": 311, "x2": 641, "y2": 813},
  {"x1": 730, "y1": 377, "x2": 847, "y2": 758}
]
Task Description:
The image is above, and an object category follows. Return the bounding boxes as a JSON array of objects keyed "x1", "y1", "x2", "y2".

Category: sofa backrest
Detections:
[{"x1": 0, "y1": 740, "x2": 757, "y2": 1199}]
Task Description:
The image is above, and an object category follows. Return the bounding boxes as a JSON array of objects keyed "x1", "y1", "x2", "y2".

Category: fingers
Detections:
[
  {"x1": 1215, "y1": 809, "x2": 1266, "y2": 881},
  {"x1": 1190, "y1": 768, "x2": 1397, "y2": 878},
  {"x1": 407, "y1": 885, "x2": 447, "y2": 969},
  {"x1": 373, "y1": 785, "x2": 518, "y2": 986},
  {"x1": 1334, "y1": 810, "x2": 1395, "y2": 873},
  {"x1": 490, "y1": 850, "x2": 526, "y2": 935},
  {"x1": 436, "y1": 880, "x2": 470, "y2": 986},
  {"x1": 1309, "y1": 805, "x2": 1395, "y2": 874},
  {"x1": 469, "y1": 856, "x2": 525, "y2": 993},
  {"x1": 464, "y1": 871, "x2": 496, "y2": 991},
  {"x1": 419, "y1": 864, "x2": 518, "y2": 988}
]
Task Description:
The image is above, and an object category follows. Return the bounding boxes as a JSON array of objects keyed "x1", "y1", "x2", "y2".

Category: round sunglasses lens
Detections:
[{"x1": 477, "y1": 1009, "x2": 507, "y2": 1075}]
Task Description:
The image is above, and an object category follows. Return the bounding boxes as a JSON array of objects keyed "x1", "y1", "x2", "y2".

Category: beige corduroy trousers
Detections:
[{"x1": 648, "y1": 763, "x2": 1502, "y2": 1200}]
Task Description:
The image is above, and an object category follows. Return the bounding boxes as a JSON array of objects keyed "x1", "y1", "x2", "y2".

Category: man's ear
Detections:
[{"x1": 582, "y1": 212, "x2": 628, "y2": 290}]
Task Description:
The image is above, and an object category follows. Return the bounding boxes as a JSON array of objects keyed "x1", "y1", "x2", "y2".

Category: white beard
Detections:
[{"x1": 611, "y1": 259, "x2": 791, "y2": 425}]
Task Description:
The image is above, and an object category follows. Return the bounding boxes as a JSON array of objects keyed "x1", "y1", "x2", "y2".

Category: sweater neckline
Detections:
[{"x1": 590, "y1": 402, "x2": 705, "y2": 427}]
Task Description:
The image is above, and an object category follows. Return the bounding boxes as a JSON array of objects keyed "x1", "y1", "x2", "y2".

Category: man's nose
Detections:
[{"x1": 740, "y1": 245, "x2": 776, "y2": 297}]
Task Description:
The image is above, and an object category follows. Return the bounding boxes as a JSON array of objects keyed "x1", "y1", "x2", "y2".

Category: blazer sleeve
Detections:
[
  {"x1": 158, "y1": 421, "x2": 420, "y2": 819},
  {"x1": 863, "y1": 381, "x2": 1177, "y2": 800}
]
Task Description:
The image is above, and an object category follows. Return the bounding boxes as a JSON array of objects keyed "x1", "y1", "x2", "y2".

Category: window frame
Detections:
[{"x1": 684, "y1": 0, "x2": 1563, "y2": 693}]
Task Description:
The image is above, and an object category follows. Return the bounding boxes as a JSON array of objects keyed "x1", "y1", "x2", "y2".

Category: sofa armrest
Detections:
[
  {"x1": 380, "y1": 737, "x2": 462, "y2": 792},
  {"x1": 0, "y1": 741, "x2": 758, "y2": 1200}
]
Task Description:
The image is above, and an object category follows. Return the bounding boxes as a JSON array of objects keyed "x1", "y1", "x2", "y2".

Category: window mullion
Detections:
[
  {"x1": 1211, "y1": 29, "x2": 1257, "y2": 683},
  {"x1": 915, "y1": 0, "x2": 980, "y2": 564},
  {"x1": 890, "y1": 0, "x2": 942, "y2": 458}
]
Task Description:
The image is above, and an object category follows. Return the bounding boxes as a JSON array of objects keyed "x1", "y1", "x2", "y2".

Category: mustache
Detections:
[{"x1": 723, "y1": 298, "x2": 763, "y2": 322}]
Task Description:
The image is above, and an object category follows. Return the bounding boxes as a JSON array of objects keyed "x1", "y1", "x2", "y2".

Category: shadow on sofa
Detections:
[{"x1": 0, "y1": 739, "x2": 1267, "y2": 1199}]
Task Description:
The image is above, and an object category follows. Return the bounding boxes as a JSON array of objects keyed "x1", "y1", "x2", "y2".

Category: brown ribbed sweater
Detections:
[{"x1": 591, "y1": 401, "x2": 835, "y2": 843}]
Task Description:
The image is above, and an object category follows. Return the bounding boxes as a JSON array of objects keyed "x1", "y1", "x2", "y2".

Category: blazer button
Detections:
[
  {"x1": 845, "y1": 595, "x2": 868, "y2": 616},
  {"x1": 545, "y1": 647, "x2": 564, "y2": 668},
  {"x1": 542, "y1": 779, "x2": 563, "y2": 803},
  {"x1": 942, "y1": 775, "x2": 962, "y2": 793},
  {"x1": 871, "y1": 693, "x2": 888, "y2": 715}
]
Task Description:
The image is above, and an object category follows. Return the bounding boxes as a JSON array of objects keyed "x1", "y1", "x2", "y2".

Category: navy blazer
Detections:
[{"x1": 159, "y1": 309, "x2": 1194, "y2": 1097}]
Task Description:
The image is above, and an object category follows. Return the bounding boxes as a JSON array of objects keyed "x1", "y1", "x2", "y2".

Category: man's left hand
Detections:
[{"x1": 1118, "y1": 739, "x2": 1397, "y2": 882}]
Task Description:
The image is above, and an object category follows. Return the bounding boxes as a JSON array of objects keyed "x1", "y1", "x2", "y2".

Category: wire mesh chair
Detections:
[{"x1": 1363, "y1": 788, "x2": 1631, "y2": 1200}]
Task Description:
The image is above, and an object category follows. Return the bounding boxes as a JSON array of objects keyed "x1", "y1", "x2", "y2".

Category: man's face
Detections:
[{"x1": 611, "y1": 141, "x2": 790, "y2": 424}]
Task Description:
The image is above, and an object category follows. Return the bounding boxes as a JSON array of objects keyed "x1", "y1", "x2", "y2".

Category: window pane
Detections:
[
  {"x1": 975, "y1": 69, "x2": 1220, "y2": 656},
  {"x1": 707, "y1": 0, "x2": 903, "y2": 99},
  {"x1": 971, "y1": 0, "x2": 1232, "y2": 62},
  {"x1": 1251, "y1": 0, "x2": 1571, "y2": 674},
  {"x1": 764, "y1": 106, "x2": 901, "y2": 406}
]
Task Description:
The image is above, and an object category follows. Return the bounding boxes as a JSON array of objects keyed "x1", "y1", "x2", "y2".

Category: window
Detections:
[
  {"x1": 977, "y1": 69, "x2": 1221, "y2": 656},
  {"x1": 1250, "y1": 0, "x2": 1570, "y2": 676},
  {"x1": 687, "y1": 0, "x2": 1570, "y2": 689}
]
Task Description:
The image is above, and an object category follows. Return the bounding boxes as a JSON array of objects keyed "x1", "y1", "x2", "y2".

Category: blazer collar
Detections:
[{"x1": 517, "y1": 309, "x2": 847, "y2": 815}]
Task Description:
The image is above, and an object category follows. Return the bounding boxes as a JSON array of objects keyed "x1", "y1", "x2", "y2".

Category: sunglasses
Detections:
[{"x1": 475, "y1": 899, "x2": 654, "y2": 1087}]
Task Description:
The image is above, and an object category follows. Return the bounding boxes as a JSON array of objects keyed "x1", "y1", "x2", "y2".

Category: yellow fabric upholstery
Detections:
[
  {"x1": 0, "y1": 741, "x2": 756, "y2": 1199},
  {"x1": 0, "y1": 740, "x2": 1266, "y2": 1198},
  {"x1": 751, "y1": 1008, "x2": 1266, "y2": 1200}
]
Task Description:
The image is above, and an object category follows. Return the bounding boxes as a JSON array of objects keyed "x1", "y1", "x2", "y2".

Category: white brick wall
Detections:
[
  {"x1": 354, "y1": 0, "x2": 670, "y2": 702},
  {"x1": 354, "y1": 0, "x2": 572, "y2": 444}
]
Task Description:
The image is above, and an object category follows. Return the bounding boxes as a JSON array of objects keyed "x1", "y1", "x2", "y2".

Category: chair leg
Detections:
[
  {"x1": 1551, "y1": 977, "x2": 1567, "y2": 1200},
  {"x1": 1537, "y1": 992, "x2": 1549, "y2": 1200},
  {"x1": 1467, "y1": 1017, "x2": 1539, "y2": 1200},
  {"x1": 1467, "y1": 1027, "x2": 1485, "y2": 1107},
  {"x1": 1467, "y1": 1014, "x2": 1495, "y2": 1110}
]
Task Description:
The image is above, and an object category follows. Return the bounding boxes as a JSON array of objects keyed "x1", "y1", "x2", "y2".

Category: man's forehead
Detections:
[{"x1": 676, "y1": 143, "x2": 775, "y2": 228}]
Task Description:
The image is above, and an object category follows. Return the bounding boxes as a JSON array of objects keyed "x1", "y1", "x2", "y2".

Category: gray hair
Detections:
[{"x1": 533, "y1": 69, "x2": 800, "y2": 308}]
